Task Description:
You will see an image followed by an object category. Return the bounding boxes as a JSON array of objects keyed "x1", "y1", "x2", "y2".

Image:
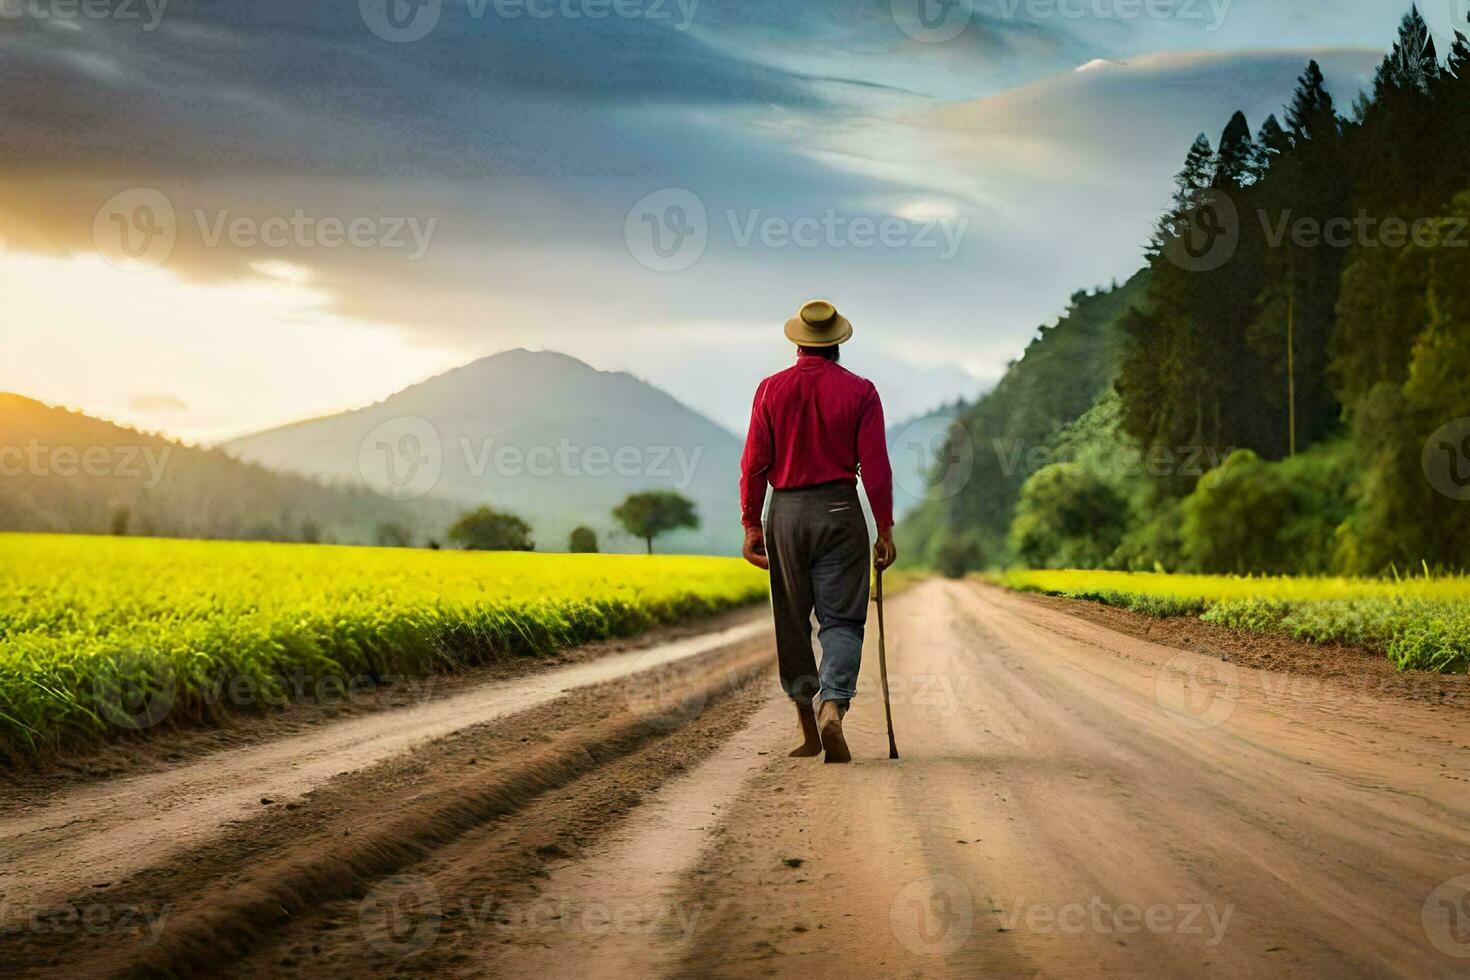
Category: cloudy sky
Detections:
[{"x1": 1, "y1": 0, "x2": 1454, "y2": 440}]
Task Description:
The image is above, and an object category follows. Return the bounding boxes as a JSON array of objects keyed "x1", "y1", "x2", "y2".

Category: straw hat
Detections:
[{"x1": 784, "y1": 300, "x2": 853, "y2": 347}]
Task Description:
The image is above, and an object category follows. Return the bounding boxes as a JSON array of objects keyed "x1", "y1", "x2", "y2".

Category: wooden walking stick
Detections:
[{"x1": 875, "y1": 565, "x2": 899, "y2": 760}]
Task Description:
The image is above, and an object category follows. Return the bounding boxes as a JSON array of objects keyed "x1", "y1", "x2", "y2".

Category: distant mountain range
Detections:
[
  {"x1": 2, "y1": 350, "x2": 977, "y2": 553},
  {"x1": 0, "y1": 393, "x2": 456, "y2": 544},
  {"x1": 222, "y1": 349, "x2": 745, "y2": 554}
]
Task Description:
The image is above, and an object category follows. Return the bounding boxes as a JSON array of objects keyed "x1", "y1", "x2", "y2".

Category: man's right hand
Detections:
[{"x1": 742, "y1": 527, "x2": 769, "y2": 570}]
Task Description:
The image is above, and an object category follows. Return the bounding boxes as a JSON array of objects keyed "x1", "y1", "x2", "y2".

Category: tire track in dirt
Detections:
[
  {"x1": 0, "y1": 620, "x2": 765, "y2": 929},
  {"x1": 0, "y1": 625, "x2": 774, "y2": 978},
  {"x1": 237, "y1": 698, "x2": 794, "y2": 978}
]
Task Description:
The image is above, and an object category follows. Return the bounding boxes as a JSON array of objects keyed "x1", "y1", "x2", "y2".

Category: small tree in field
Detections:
[
  {"x1": 448, "y1": 506, "x2": 535, "y2": 551},
  {"x1": 612, "y1": 492, "x2": 698, "y2": 554},
  {"x1": 568, "y1": 526, "x2": 599, "y2": 553}
]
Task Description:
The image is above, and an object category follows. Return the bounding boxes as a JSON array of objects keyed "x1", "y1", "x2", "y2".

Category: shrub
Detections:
[
  {"x1": 1009, "y1": 462, "x2": 1130, "y2": 569},
  {"x1": 448, "y1": 507, "x2": 535, "y2": 551},
  {"x1": 1180, "y1": 442, "x2": 1351, "y2": 575}
]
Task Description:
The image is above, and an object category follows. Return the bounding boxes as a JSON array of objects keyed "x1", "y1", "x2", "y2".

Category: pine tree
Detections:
[
  {"x1": 1149, "y1": 134, "x2": 1215, "y2": 257},
  {"x1": 1285, "y1": 61, "x2": 1339, "y2": 143},
  {"x1": 1391, "y1": 6, "x2": 1439, "y2": 93},
  {"x1": 1366, "y1": 6, "x2": 1442, "y2": 113},
  {"x1": 1214, "y1": 111, "x2": 1255, "y2": 189},
  {"x1": 1249, "y1": 115, "x2": 1288, "y2": 182}
]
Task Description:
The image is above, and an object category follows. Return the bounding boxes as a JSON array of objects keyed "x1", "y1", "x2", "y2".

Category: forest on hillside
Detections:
[
  {"x1": 0, "y1": 394, "x2": 457, "y2": 546},
  {"x1": 902, "y1": 8, "x2": 1470, "y2": 577}
]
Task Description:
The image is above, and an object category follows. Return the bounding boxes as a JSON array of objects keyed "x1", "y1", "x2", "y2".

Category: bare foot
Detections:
[
  {"x1": 789, "y1": 704, "x2": 823, "y2": 757},
  {"x1": 817, "y1": 701, "x2": 850, "y2": 764}
]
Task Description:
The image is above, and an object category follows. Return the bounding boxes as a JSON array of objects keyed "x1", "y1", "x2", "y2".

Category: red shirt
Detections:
[{"x1": 740, "y1": 351, "x2": 894, "y2": 530}]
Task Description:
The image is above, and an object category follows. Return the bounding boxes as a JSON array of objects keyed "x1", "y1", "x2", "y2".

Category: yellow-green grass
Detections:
[
  {"x1": 0, "y1": 534, "x2": 767, "y2": 761},
  {"x1": 994, "y1": 569, "x2": 1470, "y2": 674}
]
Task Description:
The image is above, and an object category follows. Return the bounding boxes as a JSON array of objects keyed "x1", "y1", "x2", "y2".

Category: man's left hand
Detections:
[{"x1": 874, "y1": 528, "x2": 897, "y2": 571}]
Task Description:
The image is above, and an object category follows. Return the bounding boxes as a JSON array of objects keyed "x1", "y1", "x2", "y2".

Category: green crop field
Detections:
[
  {"x1": 995, "y1": 569, "x2": 1470, "y2": 675},
  {"x1": 0, "y1": 534, "x2": 767, "y2": 762}
]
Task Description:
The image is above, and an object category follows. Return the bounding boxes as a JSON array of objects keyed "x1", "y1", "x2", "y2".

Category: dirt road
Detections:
[{"x1": 4, "y1": 579, "x2": 1469, "y2": 978}]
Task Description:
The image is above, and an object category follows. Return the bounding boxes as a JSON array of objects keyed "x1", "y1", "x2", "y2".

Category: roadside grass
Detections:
[
  {"x1": 993, "y1": 569, "x2": 1470, "y2": 674},
  {"x1": 0, "y1": 533, "x2": 767, "y2": 762}
]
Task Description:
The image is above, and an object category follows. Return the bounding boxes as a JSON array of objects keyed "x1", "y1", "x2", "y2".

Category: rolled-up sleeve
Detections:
[
  {"x1": 856, "y1": 384, "x2": 893, "y2": 529},
  {"x1": 739, "y1": 380, "x2": 773, "y2": 529}
]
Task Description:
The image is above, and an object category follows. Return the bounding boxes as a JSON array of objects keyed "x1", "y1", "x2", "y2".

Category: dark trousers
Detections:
[{"x1": 765, "y1": 481, "x2": 870, "y2": 707}]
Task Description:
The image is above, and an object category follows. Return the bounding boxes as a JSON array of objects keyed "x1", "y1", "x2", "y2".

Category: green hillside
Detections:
[
  {"x1": 898, "y1": 273, "x2": 1149, "y2": 571},
  {"x1": 0, "y1": 394, "x2": 455, "y2": 545}
]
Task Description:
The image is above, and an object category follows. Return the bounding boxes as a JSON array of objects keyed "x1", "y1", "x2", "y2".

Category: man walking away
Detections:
[{"x1": 739, "y1": 300, "x2": 897, "y2": 764}]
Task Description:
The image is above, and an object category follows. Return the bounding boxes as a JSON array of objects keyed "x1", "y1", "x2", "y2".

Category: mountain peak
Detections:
[{"x1": 223, "y1": 347, "x2": 742, "y2": 554}]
